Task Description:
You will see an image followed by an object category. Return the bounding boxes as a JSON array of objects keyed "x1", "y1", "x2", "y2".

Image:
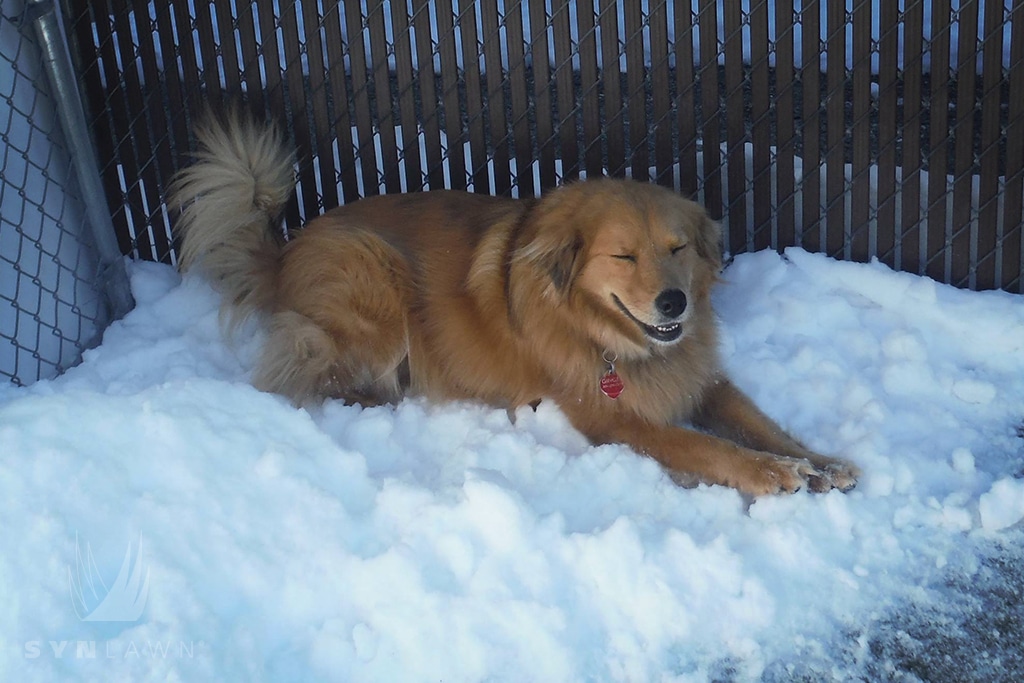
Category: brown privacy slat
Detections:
[
  {"x1": 551, "y1": 2, "x2": 579, "y2": 180},
  {"x1": 410, "y1": 0, "x2": 445, "y2": 191},
  {"x1": 252, "y1": 4, "x2": 300, "y2": 227},
  {"x1": 926, "y1": 0, "x2": 953, "y2": 283},
  {"x1": 576, "y1": 0, "x2": 603, "y2": 180},
  {"x1": 300, "y1": 0, "x2": 338, "y2": 211},
  {"x1": 951, "y1": 0, "x2": 980, "y2": 287},
  {"x1": 503, "y1": 1, "x2": 535, "y2": 196},
  {"x1": 193, "y1": 3, "x2": 222, "y2": 108},
  {"x1": 800, "y1": 0, "x2": 822, "y2": 251},
  {"x1": 696, "y1": 0, "x2": 722, "y2": 219},
  {"x1": 133, "y1": 2, "x2": 176, "y2": 259},
  {"x1": 900, "y1": 0, "x2": 925, "y2": 275},
  {"x1": 113, "y1": 1, "x2": 168, "y2": 261},
  {"x1": 748, "y1": 0, "x2": 771, "y2": 251},
  {"x1": 623, "y1": 1, "x2": 647, "y2": 181},
  {"x1": 96, "y1": 0, "x2": 139, "y2": 256},
  {"x1": 825, "y1": 0, "x2": 847, "y2": 258},
  {"x1": 389, "y1": 4, "x2": 424, "y2": 193},
  {"x1": 875, "y1": 0, "x2": 899, "y2": 270},
  {"x1": 598, "y1": 0, "x2": 625, "y2": 177},
  {"x1": 649, "y1": 1, "x2": 671, "y2": 186},
  {"x1": 279, "y1": 2, "x2": 317, "y2": 218},
  {"x1": 722, "y1": 0, "x2": 746, "y2": 254},
  {"x1": 975, "y1": 0, "x2": 1005, "y2": 290},
  {"x1": 479, "y1": 0, "x2": 511, "y2": 195},
  {"x1": 234, "y1": 3, "x2": 265, "y2": 118},
  {"x1": 1003, "y1": 0, "x2": 1024, "y2": 292},
  {"x1": 367, "y1": 2, "x2": 402, "y2": 195},
  {"x1": 674, "y1": 1, "x2": 698, "y2": 198},
  {"x1": 530, "y1": 0, "x2": 557, "y2": 187},
  {"x1": 174, "y1": 1, "x2": 221, "y2": 212},
  {"x1": 850, "y1": 0, "x2": 872, "y2": 261},
  {"x1": 436, "y1": 0, "x2": 467, "y2": 189},
  {"x1": 172, "y1": 1, "x2": 204, "y2": 116},
  {"x1": 322, "y1": 4, "x2": 360, "y2": 203},
  {"x1": 773, "y1": 0, "x2": 796, "y2": 249},
  {"x1": 457, "y1": 0, "x2": 489, "y2": 192},
  {"x1": 300, "y1": 6, "x2": 330, "y2": 203},
  {"x1": 344, "y1": 2, "x2": 380, "y2": 196},
  {"x1": 254, "y1": 3, "x2": 285, "y2": 118},
  {"x1": 214, "y1": 2, "x2": 241, "y2": 95},
  {"x1": 152, "y1": 1, "x2": 190, "y2": 194}
]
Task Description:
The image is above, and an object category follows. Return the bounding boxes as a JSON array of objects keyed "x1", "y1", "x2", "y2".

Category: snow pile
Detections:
[
  {"x1": 1, "y1": 248, "x2": 1022, "y2": 682},
  {"x1": 979, "y1": 479, "x2": 1024, "y2": 532}
]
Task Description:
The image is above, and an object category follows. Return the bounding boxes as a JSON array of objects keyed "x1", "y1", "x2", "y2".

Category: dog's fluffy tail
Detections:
[{"x1": 168, "y1": 111, "x2": 295, "y2": 328}]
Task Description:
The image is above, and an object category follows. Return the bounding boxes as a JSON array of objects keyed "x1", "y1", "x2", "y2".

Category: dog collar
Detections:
[{"x1": 600, "y1": 350, "x2": 624, "y2": 399}]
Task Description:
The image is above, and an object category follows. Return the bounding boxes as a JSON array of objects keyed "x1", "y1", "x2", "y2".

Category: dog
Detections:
[{"x1": 168, "y1": 111, "x2": 858, "y2": 496}]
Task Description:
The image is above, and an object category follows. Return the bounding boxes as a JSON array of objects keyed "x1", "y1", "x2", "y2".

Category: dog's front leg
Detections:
[
  {"x1": 561, "y1": 403, "x2": 820, "y2": 496},
  {"x1": 692, "y1": 377, "x2": 859, "y2": 491}
]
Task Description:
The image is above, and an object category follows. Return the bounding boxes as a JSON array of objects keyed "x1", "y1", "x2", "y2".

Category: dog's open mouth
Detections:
[{"x1": 612, "y1": 295, "x2": 684, "y2": 344}]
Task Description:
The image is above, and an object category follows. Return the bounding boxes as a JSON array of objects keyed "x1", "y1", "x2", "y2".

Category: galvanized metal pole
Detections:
[{"x1": 27, "y1": 0, "x2": 134, "y2": 321}]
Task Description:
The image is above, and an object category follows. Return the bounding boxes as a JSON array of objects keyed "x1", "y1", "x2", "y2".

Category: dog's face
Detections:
[{"x1": 519, "y1": 179, "x2": 721, "y2": 358}]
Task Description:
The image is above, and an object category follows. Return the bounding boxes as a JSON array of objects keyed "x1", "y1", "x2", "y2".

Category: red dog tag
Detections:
[{"x1": 600, "y1": 370, "x2": 624, "y2": 399}]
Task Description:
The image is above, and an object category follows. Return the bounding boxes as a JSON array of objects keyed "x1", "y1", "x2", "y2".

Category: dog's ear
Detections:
[
  {"x1": 515, "y1": 224, "x2": 585, "y2": 297},
  {"x1": 694, "y1": 212, "x2": 723, "y2": 271},
  {"x1": 546, "y1": 231, "x2": 584, "y2": 292}
]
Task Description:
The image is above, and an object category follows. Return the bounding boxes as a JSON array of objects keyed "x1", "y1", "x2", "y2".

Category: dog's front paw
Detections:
[
  {"x1": 735, "y1": 453, "x2": 817, "y2": 496},
  {"x1": 806, "y1": 457, "x2": 860, "y2": 493}
]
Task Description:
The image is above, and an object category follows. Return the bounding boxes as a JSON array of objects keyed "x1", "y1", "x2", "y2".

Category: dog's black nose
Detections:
[{"x1": 655, "y1": 289, "x2": 687, "y2": 318}]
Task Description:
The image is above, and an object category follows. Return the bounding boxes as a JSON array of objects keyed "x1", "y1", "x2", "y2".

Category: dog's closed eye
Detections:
[
  {"x1": 670, "y1": 244, "x2": 687, "y2": 255},
  {"x1": 612, "y1": 254, "x2": 637, "y2": 263}
]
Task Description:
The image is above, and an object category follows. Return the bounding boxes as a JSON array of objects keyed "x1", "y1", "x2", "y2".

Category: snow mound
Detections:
[{"x1": 2, "y1": 249, "x2": 1023, "y2": 682}]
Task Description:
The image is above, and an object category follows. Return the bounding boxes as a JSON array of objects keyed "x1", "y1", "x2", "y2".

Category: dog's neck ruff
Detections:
[{"x1": 600, "y1": 350, "x2": 624, "y2": 399}]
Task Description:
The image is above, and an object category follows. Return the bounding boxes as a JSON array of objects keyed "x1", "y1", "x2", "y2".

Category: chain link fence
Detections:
[
  {"x1": 1, "y1": 0, "x2": 132, "y2": 387},
  {"x1": 2, "y1": 1, "x2": 1022, "y2": 388},
  {"x1": 66, "y1": 0, "x2": 1024, "y2": 294}
]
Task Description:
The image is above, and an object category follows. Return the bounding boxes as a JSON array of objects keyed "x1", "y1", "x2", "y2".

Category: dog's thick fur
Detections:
[{"x1": 169, "y1": 112, "x2": 859, "y2": 496}]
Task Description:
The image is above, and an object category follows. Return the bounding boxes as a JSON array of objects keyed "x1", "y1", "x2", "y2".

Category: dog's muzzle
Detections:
[{"x1": 612, "y1": 291, "x2": 686, "y2": 344}]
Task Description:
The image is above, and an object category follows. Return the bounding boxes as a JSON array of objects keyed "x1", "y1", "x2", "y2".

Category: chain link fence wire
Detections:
[
  {"x1": 66, "y1": 0, "x2": 1024, "y2": 294},
  {"x1": 6, "y1": 0, "x2": 1019, "y2": 389},
  {"x1": 1, "y1": 0, "x2": 132, "y2": 387}
]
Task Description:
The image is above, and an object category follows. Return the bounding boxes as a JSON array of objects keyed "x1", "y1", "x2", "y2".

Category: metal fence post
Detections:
[{"x1": 27, "y1": 0, "x2": 134, "y2": 321}]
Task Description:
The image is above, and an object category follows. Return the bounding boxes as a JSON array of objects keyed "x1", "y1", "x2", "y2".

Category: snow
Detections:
[
  {"x1": 5, "y1": 1, "x2": 1022, "y2": 675},
  {"x1": 2, "y1": 248, "x2": 1023, "y2": 681},
  {"x1": 979, "y1": 479, "x2": 1024, "y2": 532}
]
